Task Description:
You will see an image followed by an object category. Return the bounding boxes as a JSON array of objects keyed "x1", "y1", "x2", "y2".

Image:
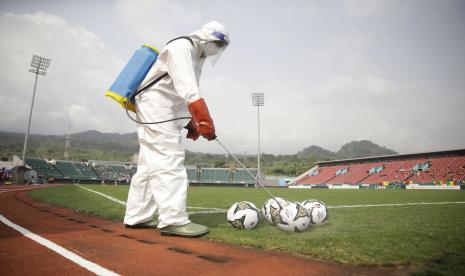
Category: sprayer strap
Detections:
[
  {"x1": 133, "y1": 72, "x2": 168, "y2": 99},
  {"x1": 166, "y1": 36, "x2": 194, "y2": 47},
  {"x1": 131, "y1": 36, "x2": 194, "y2": 98}
]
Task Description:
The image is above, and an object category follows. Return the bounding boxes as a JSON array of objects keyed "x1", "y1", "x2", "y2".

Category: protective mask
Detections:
[{"x1": 203, "y1": 40, "x2": 227, "y2": 65}]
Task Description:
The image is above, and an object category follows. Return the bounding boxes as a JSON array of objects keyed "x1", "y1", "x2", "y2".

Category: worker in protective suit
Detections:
[{"x1": 123, "y1": 21, "x2": 230, "y2": 237}]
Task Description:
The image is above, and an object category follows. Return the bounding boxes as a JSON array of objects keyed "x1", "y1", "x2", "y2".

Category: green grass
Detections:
[{"x1": 29, "y1": 185, "x2": 465, "y2": 274}]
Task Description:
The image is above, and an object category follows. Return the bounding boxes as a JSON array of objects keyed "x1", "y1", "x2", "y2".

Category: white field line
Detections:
[
  {"x1": 75, "y1": 184, "x2": 226, "y2": 215},
  {"x1": 328, "y1": 201, "x2": 465, "y2": 209},
  {"x1": 188, "y1": 210, "x2": 227, "y2": 214},
  {"x1": 76, "y1": 184, "x2": 127, "y2": 206},
  {"x1": 0, "y1": 214, "x2": 119, "y2": 276},
  {"x1": 197, "y1": 201, "x2": 465, "y2": 213},
  {"x1": 75, "y1": 185, "x2": 465, "y2": 213},
  {"x1": 187, "y1": 206, "x2": 226, "y2": 211}
]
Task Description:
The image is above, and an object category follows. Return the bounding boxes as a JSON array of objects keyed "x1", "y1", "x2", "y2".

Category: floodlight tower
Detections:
[
  {"x1": 22, "y1": 54, "x2": 51, "y2": 166},
  {"x1": 64, "y1": 124, "x2": 71, "y2": 160},
  {"x1": 252, "y1": 93, "x2": 264, "y2": 182}
]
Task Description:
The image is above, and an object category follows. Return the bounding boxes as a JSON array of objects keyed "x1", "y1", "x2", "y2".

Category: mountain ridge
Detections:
[{"x1": 0, "y1": 130, "x2": 398, "y2": 175}]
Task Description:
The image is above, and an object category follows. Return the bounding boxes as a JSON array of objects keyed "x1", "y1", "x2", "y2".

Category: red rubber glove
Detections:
[
  {"x1": 184, "y1": 119, "x2": 199, "y2": 141},
  {"x1": 187, "y1": 98, "x2": 216, "y2": 141}
]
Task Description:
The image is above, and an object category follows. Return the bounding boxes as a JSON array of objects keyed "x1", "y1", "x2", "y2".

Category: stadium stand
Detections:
[
  {"x1": 25, "y1": 158, "x2": 63, "y2": 179},
  {"x1": 362, "y1": 159, "x2": 425, "y2": 184},
  {"x1": 200, "y1": 168, "x2": 230, "y2": 183},
  {"x1": 91, "y1": 162, "x2": 135, "y2": 183},
  {"x1": 186, "y1": 166, "x2": 198, "y2": 182},
  {"x1": 298, "y1": 165, "x2": 346, "y2": 185},
  {"x1": 409, "y1": 156, "x2": 465, "y2": 183},
  {"x1": 326, "y1": 162, "x2": 384, "y2": 184},
  {"x1": 55, "y1": 160, "x2": 99, "y2": 180},
  {"x1": 24, "y1": 149, "x2": 465, "y2": 188},
  {"x1": 295, "y1": 149, "x2": 465, "y2": 186},
  {"x1": 25, "y1": 156, "x2": 259, "y2": 186},
  {"x1": 231, "y1": 168, "x2": 258, "y2": 184},
  {"x1": 24, "y1": 159, "x2": 108, "y2": 182},
  {"x1": 54, "y1": 161, "x2": 75, "y2": 177},
  {"x1": 73, "y1": 162, "x2": 99, "y2": 180},
  {"x1": 185, "y1": 167, "x2": 259, "y2": 186}
]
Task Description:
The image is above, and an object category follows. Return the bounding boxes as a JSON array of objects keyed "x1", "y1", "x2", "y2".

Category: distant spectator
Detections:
[{"x1": 0, "y1": 167, "x2": 5, "y2": 184}]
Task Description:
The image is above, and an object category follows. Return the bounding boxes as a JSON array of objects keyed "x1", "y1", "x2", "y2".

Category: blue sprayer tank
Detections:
[{"x1": 105, "y1": 44, "x2": 160, "y2": 112}]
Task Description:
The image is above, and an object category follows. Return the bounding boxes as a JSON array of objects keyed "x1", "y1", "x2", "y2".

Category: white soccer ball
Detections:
[
  {"x1": 227, "y1": 201, "x2": 260, "y2": 230},
  {"x1": 301, "y1": 199, "x2": 329, "y2": 225},
  {"x1": 275, "y1": 202, "x2": 311, "y2": 232},
  {"x1": 261, "y1": 197, "x2": 287, "y2": 224}
]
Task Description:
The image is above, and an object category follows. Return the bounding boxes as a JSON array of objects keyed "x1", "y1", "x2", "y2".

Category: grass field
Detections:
[{"x1": 29, "y1": 185, "x2": 465, "y2": 275}]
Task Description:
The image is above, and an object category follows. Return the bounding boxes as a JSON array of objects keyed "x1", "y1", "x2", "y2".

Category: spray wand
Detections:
[{"x1": 215, "y1": 137, "x2": 283, "y2": 208}]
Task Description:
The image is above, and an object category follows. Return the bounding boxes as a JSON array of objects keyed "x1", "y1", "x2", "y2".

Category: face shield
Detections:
[{"x1": 203, "y1": 31, "x2": 230, "y2": 65}]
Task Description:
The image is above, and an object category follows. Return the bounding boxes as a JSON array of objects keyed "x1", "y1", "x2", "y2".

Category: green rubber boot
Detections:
[
  {"x1": 125, "y1": 220, "x2": 158, "y2": 229},
  {"x1": 160, "y1": 223, "x2": 209, "y2": 238}
]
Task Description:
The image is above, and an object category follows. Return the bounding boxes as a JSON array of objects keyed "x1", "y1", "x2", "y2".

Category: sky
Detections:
[{"x1": 0, "y1": 0, "x2": 464, "y2": 156}]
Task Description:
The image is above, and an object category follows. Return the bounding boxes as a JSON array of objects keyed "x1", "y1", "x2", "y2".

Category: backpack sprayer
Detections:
[
  {"x1": 105, "y1": 44, "x2": 159, "y2": 114},
  {"x1": 105, "y1": 38, "x2": 194, "y2": 125}
]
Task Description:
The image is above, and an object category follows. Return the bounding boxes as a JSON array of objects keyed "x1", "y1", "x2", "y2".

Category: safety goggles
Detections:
[
  {"x1": 211, "y1": 31, "x2": 230, "y2": 47},
  {"x1": 212, "y1": 40, "x2": 228, "y2": 48}
]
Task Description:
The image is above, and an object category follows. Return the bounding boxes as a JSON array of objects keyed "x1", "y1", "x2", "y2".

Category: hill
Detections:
[
  {"x1": 296, "y1": 145, "x2": 337, "y2": 161},
  {"x1": 337, "y1": 140, "x2": 397, "y2": 159},
  {"x1": 296, "y1": 140, "x2": 397, "y2": 161},
  {"x1": 0, "y1": 131, "x2": 397, "y2": 176},
  {"x1": 0, "y1": 130, "x2": 138, "y2": 162}
]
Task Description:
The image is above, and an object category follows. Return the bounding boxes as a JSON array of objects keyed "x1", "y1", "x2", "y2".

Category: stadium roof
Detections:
[{"x1": 317, "y1": 148, "x2": 465, "y2": 166}]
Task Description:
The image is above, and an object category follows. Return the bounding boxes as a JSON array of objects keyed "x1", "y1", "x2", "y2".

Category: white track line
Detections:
[
  {"x1": 0, "y1": 214, "x2": 119, "y2": 276},
  {"x1": 75, "y1": 184, "x2": 225, "y2": 214},
  {"x1": 0, "y1": 185, "x2": 51, "y2": 194}
]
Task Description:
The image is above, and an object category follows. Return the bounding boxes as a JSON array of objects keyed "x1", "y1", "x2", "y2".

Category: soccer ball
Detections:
[
  {"x1": 301, "y1": 199, "x2": 329, "y2": 225},
  {"x1": 262, "y1": 197, "x2": 287, "y2": 224},
  {"x1": 275, "y1": 202, "x2": 311, "y2": 232},
  {"x1": 227, "y1": 201, "x2": 260, "y2": 230}
]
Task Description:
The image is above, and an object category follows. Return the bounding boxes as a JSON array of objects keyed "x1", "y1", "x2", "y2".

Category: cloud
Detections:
[
  {"x1": 114, "y1": 0, "x2": 202, "y2": 45},
  {"x1": 342, "y1": 0, "x2": 392, "y2": 17},
  {"x1": 0, "y1": 11, "x2": 132, "y2": 135},
  {"x1": 279, "y1": 73, "x2": 465, "y2": 154}
]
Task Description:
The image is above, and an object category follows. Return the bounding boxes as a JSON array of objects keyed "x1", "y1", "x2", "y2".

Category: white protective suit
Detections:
[{"x1": 124, "y1": 21, "x2": 230, "y2": 228}]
